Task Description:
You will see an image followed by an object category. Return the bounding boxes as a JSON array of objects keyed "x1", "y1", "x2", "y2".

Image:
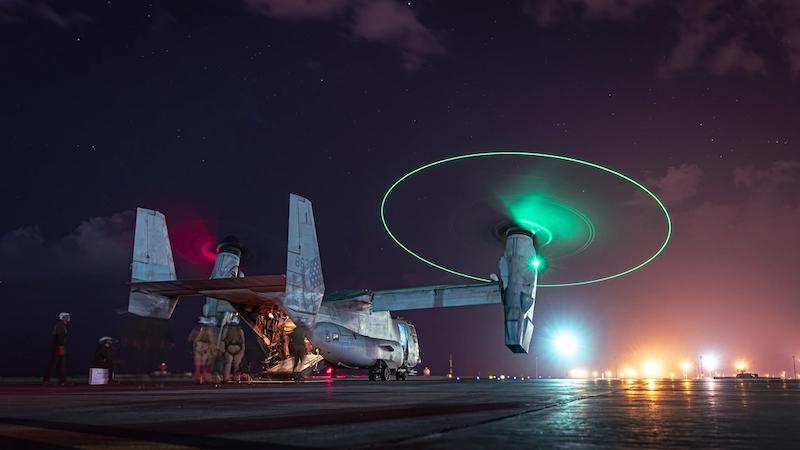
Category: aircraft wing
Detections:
[
  {"x1": 130, "y1": 274, "x2": 286, "y2": 306},
  {"x1": 371, "y1": 282, "x2": 502, "y2": 312}
]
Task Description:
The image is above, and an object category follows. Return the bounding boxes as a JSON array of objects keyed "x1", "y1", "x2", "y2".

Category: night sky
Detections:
[{"x1": 2, "y1": 0, "x2": 799, "y2": 378}]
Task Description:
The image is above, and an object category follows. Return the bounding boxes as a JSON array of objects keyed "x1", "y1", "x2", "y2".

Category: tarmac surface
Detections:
[{"x1": 1, "y1": 377, "x2": 799, "y2": 449}]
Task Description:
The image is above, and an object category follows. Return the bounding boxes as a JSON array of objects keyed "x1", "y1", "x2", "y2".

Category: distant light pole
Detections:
[{"x1": 793, "y1": 355, "x2": 797, "y2": 380}]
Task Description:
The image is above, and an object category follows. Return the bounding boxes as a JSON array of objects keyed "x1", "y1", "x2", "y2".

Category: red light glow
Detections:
[{"x1": 170, "y1": 217, "x2": 218, "y2": 268}]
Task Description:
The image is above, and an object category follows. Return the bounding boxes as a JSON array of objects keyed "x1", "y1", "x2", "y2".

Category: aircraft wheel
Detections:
[
  {"x1": 396, "y1": 371, "x2": 406, "y2": 381},
  {"x1": 368, "y1": 370, "x2": 378, "y2": 381},
  {"x1": 379, "y1": 363, "x2": 390, "y2": 381}
]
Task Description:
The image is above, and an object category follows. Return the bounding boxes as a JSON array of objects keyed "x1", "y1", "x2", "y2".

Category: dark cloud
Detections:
[
  {"x1": 244, "y1": 0, "x2": 444, "y2": 70},
  {"x1": 646, "y1": 163, "x2": 703, "y2": 205},
  {"x1": 525, "y1": 0, "x2": 657, "y2": 25},
  {"x1": 525, "y1": 0, "x2": 800, "y2": 77},
  {"x1": 683, "y1": 160, "x2": 800, "y2": 245},
  {"x1": 734, "y1": 160, "x2": 800, "y2": 189},
  {"x1": 0, "y1": 211, "x2": 134, "y2": 283},
  {"x1": 243, "y1": 0, "x2": 351, "y2": 19},
  {"x1": 0, "y1": 0, "x2": 89, "y2": 28}
]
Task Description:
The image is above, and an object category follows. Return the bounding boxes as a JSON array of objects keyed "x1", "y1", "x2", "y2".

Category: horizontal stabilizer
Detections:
[
  {"x1": 131, "y1": 274, "x2": 286, "y2": 299},
  {"x1": 372, "y1": 282, "x2": 502, "y2": 312}
]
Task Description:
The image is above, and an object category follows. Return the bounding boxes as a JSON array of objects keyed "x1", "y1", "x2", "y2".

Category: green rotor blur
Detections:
[{"x1": 380, "y1": 151, "x2": 672, "y2": 288}]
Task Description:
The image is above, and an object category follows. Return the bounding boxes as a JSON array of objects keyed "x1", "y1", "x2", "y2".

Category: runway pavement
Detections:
[{"x1": 1, "y1": 378, "x2": 799, "y2": 449}]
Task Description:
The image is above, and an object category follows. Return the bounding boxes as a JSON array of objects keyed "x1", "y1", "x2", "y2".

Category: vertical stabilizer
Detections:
[
  {"x1": 284, "y1": 194, "x2": 325, "y2": 327},
  {"x1": 128, "y1": 208, "x2": 178, "y2": 319}
]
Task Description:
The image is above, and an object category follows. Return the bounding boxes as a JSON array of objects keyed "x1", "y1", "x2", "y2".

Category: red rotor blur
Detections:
[{"x1": 170, "y1": 217, "x2": 218, "y2": 268}]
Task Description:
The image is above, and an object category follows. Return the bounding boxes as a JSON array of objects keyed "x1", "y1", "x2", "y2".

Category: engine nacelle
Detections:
[
  {"x1": 202, "y1": 236, "x2": 243, "y2": 319},
  {"x1": 499, "y1": 228, "x2": 537, "y2": 353}
]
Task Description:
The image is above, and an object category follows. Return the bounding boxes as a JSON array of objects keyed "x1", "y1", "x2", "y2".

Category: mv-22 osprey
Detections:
[{"x1": 127, "y1": 194, "x2": 538, "y2": 381}]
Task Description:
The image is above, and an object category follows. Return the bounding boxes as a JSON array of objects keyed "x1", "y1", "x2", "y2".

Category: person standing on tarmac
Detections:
[
  {"x1": 221, "y1": 315, "x2": 246, "y2": 382},
  {"x1": 44, "y1": 312, "x2": 70, "y2": 385},
  {"x1": 93, "y1": 337, "x2": 115, "y2": 382},
  {"x1": 188, "y1": 317, "x2": 218, "y2": 384},
  {"x1": 288, "y1": 323, "x2": 309, "y2": 381}
]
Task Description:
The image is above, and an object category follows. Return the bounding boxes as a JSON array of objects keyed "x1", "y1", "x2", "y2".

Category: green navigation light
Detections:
[{"x1": 380, "y1": 151, "x2": 672, "y2": 288}]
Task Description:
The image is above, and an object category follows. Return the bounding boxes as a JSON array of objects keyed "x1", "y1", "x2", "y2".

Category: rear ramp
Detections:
[{"x1": 263, "y1": 353, "x2": 326, "y2": 375}]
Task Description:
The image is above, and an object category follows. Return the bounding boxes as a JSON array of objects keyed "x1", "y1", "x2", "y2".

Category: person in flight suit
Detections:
[
  {"x1": 188, "y1": 316, "x2": 218, "y2": 384},
  {"x1": 44, "y1": 312, "x2": 71, "y2": 385},
  {"x1": 221, "y1": 314, "x2": 246, "y2": 382}
]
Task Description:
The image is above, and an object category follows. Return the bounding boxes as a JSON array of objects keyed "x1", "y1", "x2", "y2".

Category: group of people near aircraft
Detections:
[
  {"x1": 188, "y1": 313, "x2": 246, "y2": 384},
  {"x1": 43, "y1": 309, "x2": 308, "y2": 385},
  {"x1": 43, "y1": 312, "x2": 116, "y2": 385}
]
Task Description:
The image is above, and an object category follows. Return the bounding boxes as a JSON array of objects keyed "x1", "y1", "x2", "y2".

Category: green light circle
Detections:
[
  {"x1": 380, "y1": 151, "x2": 672, "y2": 288},
  {"x1": 517, "y1": 219, "x2": 554, "y2": 246}
]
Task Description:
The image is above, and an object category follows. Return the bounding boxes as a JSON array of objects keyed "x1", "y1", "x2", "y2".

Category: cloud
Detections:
[
  {"x1": 244, "y1": 0, "x2": 351, "y2": 20},
  {"x1": 244, "y1": 0, "x2": 443, "y2": 70},
  {"x1": 645, "y1": 163, "x2": 703, "y2": 205},
  {"x1": 525, "y1": 0, "x2": 657, "y2": 26},
  {"x1": 0, "y1": 211, "x2": 134, "y2": 283},
  {"x1": 0, "y1": 0, "x2": 89, "y2": 28},
  {"x1": 525, "y1": 0, "x2": 800, "y2": 77},
  {"x1": 733, "y1": 160, "x2": 800, "y2": 189},
  {"x1": 678, "y1": 160, "x2": 800, "y2": 261}
]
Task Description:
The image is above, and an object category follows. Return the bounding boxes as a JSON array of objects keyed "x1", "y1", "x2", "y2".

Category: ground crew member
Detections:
[
  {"x1": 222, "y1": 315, "x2": 246, "y2": 382},
  {"x1": 288, "y1": 323, "x2": 308, "y2": 381},
  {"x1": 188, "y1": 317, "x2": 218, "y2": 384},
  {"x1": 44, "y1": 312, "x2": 70, "y2": 385},
  {"x1": 92, "y1": 336, "x2": 115, "y2": 382}
]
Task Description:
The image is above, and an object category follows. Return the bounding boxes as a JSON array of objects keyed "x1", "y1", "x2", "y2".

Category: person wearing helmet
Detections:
[
  {"x1": 92, "y1": 337, "x2": 115, "y2": 382},
  {"x1": 221, "y1": 314, "x2": 246, "y2": 382},
  {"x1": 188, "y1": 316, "x2": 218, "y2": 384},
  {"x1": 43, "y1": 312, "x2": 71, "y2": 385}
]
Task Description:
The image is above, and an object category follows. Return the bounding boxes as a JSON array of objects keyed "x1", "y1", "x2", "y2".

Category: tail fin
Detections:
[
  {"x1": 283, "y1": 194, "x2": 325, "y2": 327},
  {"x1": 128, "y1": 208, "x2": 178, "y2": 319}
]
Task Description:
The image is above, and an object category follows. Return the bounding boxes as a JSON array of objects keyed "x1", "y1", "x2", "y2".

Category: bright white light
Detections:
[
  {"x1": 533, "y1": 257, "x2": 541, "y2": 269},
  {"x1": 702, "y1": 354, "x2": 719, "y2": 372},
  {"x1": 642, "y1": 360, "x2": 661, "y2": 378},
  {"x1": 680, "y1": 361, "x2": 692, "y2": 372},
  {"x1": 570, "y1": 368, "x2": 588, "y2": 378},
  {"x1": 554, "y1": 332, "x2": 578, "y2": 357}
]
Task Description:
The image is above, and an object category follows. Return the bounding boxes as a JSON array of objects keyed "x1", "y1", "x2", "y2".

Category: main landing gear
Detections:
[
  {"x1": 369, "y1": 361, "x2": 390, "y2": 381},
  {"x1": 368, "y1": 361, "x2": 408, "y2": 381}
]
